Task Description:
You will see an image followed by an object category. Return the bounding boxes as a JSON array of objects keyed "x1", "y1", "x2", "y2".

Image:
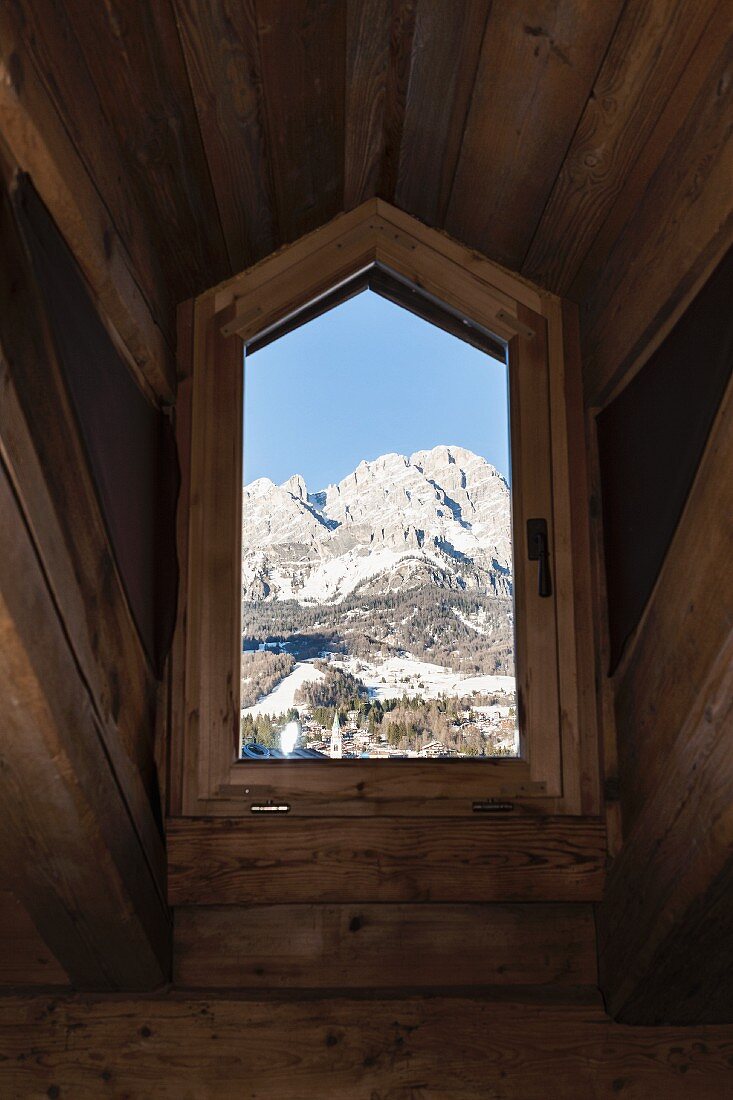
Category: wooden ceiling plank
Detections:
[
  {"x1": 171, "y1": 0, "x2": 277, "y2": 273},
  {"x1": 0, "y1": 7, "x2": 174, "y2": 401},
  {"x1": 579, "y1": 12, "x2": 733, "y2": 407},
  {"x1": 377, "y1": 0, "x2": 419, "y2": 202},
  {"x1": 523, "y1": 0, "x2": 721, "y2": 295},
  {"x1": 60, "y1": 0, "x2": 229, "y2": 300},
  {"x1": 445, "y1": 0, "x2": 624, "y2": 270},
  {"x1": 344, "y1": 0, "x2": 391, "y2": 209},
  {"x1": 395, "y1": 0, "x2": 490, "y2": 226},
  {"x1": 255, "y1": 0, "x2": 347, "y2": 244}
]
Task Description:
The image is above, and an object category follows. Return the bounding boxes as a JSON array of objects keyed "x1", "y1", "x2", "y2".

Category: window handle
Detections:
[{"x1": 527, "y1": 518, "x2": 551, "y2": 598}]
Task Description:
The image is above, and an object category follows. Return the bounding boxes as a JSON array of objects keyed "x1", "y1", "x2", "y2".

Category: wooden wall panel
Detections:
[
  {"x1": 3, "y1": 995, "x2": 733, "y2": 1099},
  {"x1": 0, "y1": 149, "x2": 169, "y2": 991},
  {"x1": 612, "y1": 369, "x2": 733, "y2": 837},
  {"x1": 167, "y1": 817, "x2": 606, "y2": 905},
  {"x1": 174, "y1": 902, "x2": 597, "y2": 989},
  {"x1": 597, "y1": 367, "x2": 733, "y2": 1024},
  {"x1": 0, "y1": 459, "x2": 169, "y2": 989},
  {"x1": 0, "y1": 177, "x2": 159, "y2": 806},
  {"x1": 0, "y1": 892, "x2": 68, "y2": 989}
]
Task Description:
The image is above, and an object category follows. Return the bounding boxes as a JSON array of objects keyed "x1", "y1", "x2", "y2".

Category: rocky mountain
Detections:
[{"x1": 241, "y1": 445, "x2": 513, "y2": 606}]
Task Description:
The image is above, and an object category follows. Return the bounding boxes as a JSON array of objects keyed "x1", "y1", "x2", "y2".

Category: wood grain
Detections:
[
  {"x1": 599, "y1": 632, "x2": 733, "y2": 1023},
  {"x1": 596, "y1": 370, "x2": 733, "y2": 1023},
  {"x1": 167, "y1": 816, "x2": 606, "y2": 904},
  {"x1": 256, "y1": 0, "x2": 346, "y2": 243},
  {"x1": 394, "y1": 0, "x2": 489, "y2": 225},
  {"x1": 0, "y1": 6, "x2": 174, "y2": 400},
  {"x1": 43, "y1": 0, "x2": 229, "y2": 299},
  {"x1": 2, "y1": 0, "x2": 176, "y2": 341},
  {"x1": 0, "y1": 892, "x2": 68, "y2": 989},
  {"x1": 3, "y1": 995, "x2": 733, "y2": 1098},
  {"x1": 344, "y1": 0, "x2": 391, "y2": 208},
  {"x1": 172, "y1": 0, "x2": 277, "y2": 272},
  {"x1": 578, "y1": 7, "x2": 733, "y2": 407},
  {"x1": 377, "y1": 0, "x2": 418, "y2": 202},
  {"x1": 174, "y1": 902, "x2": 597, "y2": 989},
  {"x1": 446, "y1": 0, "x2": 624, "y2": 269},
  {"x1": 0, "y1": 457, "x2": 170, "y2": 989},
  {"x1": 613, "y1": 363, "x2": 733, "y2": 836},
  {"x1": 523, "y1": 0, "x2": 719, "y2": 293},
  {"x1": 0, "y1": 178, "x2": 163, "y2": 853}
]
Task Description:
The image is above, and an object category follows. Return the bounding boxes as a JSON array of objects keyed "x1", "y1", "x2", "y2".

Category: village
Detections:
[{"x1": 241, "y1": 693, "x2": 518, "y2": 760}]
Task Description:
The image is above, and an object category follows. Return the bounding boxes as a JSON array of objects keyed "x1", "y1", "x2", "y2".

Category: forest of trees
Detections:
[{"x1": 242, "y1": 588, "x2": 514, "y2": 678}]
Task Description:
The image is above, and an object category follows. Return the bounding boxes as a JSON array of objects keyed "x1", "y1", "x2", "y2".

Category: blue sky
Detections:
[{"x1": 243, "y1": 291, "x2": 510, "y2": 489}]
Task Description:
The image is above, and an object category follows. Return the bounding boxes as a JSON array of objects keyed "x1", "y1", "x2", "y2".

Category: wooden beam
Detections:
[
  {"x1": 523, "y1": 0, "x2": 720, "y2": 294},
  {"x1": 0, "y1": 458, "x2": 170, "y2": 990},
  {"x1": 3, "y1": 995, "x2": 733, "y2": 1097},
  {"x1": 597, "y1": 369, "x2": 733, "y2": 1024},
  {"x1": 167, "y1": 816, "x2": 606, "y2": 905},
  {"x1": 0, "y1": 5, "x2": 175, "y2": 401},
  {"x1": 445, "y1": 1, "x2": 624, "y2": 269},
  {"x1": 578, "y1": 8, "x2": 733, "y2": 408},
  {"x1": 174, "y1": 902, "x2": 597, "y2": 990}
]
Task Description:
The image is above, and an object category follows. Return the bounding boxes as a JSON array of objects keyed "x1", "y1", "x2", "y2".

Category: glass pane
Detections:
[{"x1": 240, "y1": 291, "x2": 518, "y2": 759}]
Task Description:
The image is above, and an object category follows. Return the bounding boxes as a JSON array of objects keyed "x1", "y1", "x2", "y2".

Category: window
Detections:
[
  {"x1": 171, "y1": 201, "x2": 595, "y2": 816},
  {"x1": 240, "y1": 291, "x2": 519, "y2": 761}
]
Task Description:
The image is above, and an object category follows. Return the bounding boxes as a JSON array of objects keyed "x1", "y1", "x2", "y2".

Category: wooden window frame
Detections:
[{"x1": 169, "y1": 200, "x2": 599, "y2": 818}]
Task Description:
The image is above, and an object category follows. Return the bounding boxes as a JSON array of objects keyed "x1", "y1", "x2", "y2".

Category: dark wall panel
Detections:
[
  {"x1": 13, "y1": 177, "x2": 178, "y2": 671},
  {"x1": 597, "y1": 248, "x2": 733, "y2": 670}
]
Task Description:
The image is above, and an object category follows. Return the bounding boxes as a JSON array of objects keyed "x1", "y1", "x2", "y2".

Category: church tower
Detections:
[{"x1": 329, "y1": 711, "x2": 343, "y2": 759}]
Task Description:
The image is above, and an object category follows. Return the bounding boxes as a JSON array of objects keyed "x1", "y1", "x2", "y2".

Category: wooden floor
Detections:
[{"x1": 2, "y1": 993, "x2": 733, "y2": 1098}]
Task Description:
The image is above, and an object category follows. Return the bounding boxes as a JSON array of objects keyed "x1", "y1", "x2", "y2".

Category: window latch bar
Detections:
[{"x1": 527, "y1": 518, "x2": 551, "y2": 598}]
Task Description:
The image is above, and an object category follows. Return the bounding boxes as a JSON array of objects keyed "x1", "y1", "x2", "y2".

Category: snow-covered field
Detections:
[
  {"x1": 332, "y1": 654, "x2": 515, "y2": 701},
  {"x1": 242, "y1": 661, "x2": 324, "y2": 717}
]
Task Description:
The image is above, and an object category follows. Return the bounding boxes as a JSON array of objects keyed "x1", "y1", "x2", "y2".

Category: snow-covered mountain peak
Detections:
[{"x1": 242, "y1": 446, "x2": 512, "y2": 605}]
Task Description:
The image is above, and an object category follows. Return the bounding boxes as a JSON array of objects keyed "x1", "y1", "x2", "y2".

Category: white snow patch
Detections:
[{"x1": 243, "y1": 661, "x2": 325, "y2": 718}]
